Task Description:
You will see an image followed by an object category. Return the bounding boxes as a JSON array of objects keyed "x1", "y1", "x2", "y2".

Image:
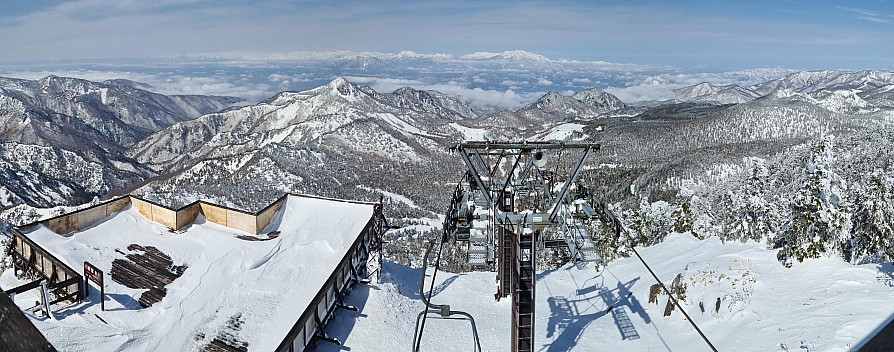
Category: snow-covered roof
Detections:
[{"x1": 4, "y1": 195, "x2": 376, "y2": 351}]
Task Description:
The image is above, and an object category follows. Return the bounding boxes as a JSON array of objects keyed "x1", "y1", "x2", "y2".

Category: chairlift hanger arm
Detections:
[
  {"x1": 472, "y1": 150, "x2": 490, "y2": 177},
  {"x1": 548, "y1": 146, "x2": 594, "y2": 221},
  {"x1": 489, "y1": 150, "x2": 506, "y2": 178},
  {"x1": 499, "y1": 152, "x2": 524, "y2": 196},
  {"x1": 459, "y1": 148, "x2": 496, "y2": 212}
]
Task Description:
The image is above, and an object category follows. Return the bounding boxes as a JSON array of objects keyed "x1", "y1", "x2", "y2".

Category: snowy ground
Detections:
[
  {"x1": 532, "y1": 123, "x2": 586, "y2": 141},
  {"x1": 0, "y1": 196, "x2": 375, "y2": 352},
  {"x1": 320, "y1": 234, "x2": 894, "y2": 352}
]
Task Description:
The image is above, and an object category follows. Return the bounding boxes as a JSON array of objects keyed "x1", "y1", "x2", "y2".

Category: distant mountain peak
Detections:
[
  {"x1": 516, "y1": 87, "x2": 625, "y2": 121},
  {"x1": 325, "y1": 77, "x2": 360, "y2": 96},
  {"x1": 328, "y1": 76, "x2": 351, "y2": 87},
  {"x1": 674, "y1": 82, "x2": 759, "y2": 104},
  {"x1": 572, "y1": 87, "x2": 606, "y2": 97},
  {"x1": 639, "y1": 76, "x2": 670, "y2": 86},
  {"x1": 394, "y1": 50, "x2": 454, "y2": 60},
  {"x1": 459, "y1": 52, "x2": 501, "y2": 60},
  {"x1": 103, "y1": 78, "x2": 155, "y2": 90},
  {"x1": 460, "y1": 50, "x2": 550, "y2": 62},
  {"x1": 495, "y1": 50, "x2": 550, "y2": 61}
]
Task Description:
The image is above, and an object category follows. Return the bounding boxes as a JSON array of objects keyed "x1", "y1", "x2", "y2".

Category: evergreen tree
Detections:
[
  {"x1": 848, "y1": 170, "x2": 894, "y2": 263},
  {"x1": 629, "y1": 198, "x2": 656, "y2": 245},
  {"x1": 728, "y1": 158, "x2": 782, "y2": 243},
  {"x1": 671, "y1": 181, "x2": 713, "y2": 240},
  {"x1": 671, "y1": 200, "x2": 694, "y2": 234},
  {"x1": 775, "y1": 137, "x2": 851, "y2": 267}
]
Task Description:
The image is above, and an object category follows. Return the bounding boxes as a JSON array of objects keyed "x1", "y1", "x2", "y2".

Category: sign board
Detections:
[{"x1": 84, "y1": 261, "x2": 104, "y2": 311}]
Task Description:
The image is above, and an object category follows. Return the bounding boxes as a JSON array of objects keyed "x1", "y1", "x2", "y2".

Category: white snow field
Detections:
[
  {"x1": 0, "y1": 196, "x2": 375, "y2": 352},
  {"x1": 320, "y1": 234, "x2": 894, "y2": 352}
]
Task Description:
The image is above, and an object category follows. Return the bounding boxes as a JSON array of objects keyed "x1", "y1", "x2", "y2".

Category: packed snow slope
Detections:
[
  {"x1": 322, "y1": 234, "x2": 894, "y2": 352},
  {"x1": 0, "y1": 195, "x2": 375, "y2": 352}
]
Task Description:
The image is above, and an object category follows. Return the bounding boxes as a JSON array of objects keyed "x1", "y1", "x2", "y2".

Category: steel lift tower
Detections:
[{"x1": 441, "y1": 141, "x2": 604, "y2": 352}]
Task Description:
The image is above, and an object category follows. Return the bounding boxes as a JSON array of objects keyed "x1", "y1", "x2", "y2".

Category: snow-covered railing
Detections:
[
  {"x1": 275, "y1": 203, "x2": 384, "y2": 352},
  {"x1": 8, "y1": 227, "x2": 84, "y2": 305}
]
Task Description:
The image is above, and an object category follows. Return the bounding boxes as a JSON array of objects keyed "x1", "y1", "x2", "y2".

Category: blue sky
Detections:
[{"x1": 1, "y1": 0, "x2": 893, "y2": 70}]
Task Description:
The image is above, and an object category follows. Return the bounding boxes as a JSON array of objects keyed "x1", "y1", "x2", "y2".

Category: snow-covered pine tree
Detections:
[
  {"x1": 775, "y1": 137, "x2": 851, "y2": 267},
  {"x1": 727, "y1": 158, "x2": 781, "y2": 244},
  {"x1": 628, "y1": 197, "x2": 674, "y2": 246},
  {"x1": 848, "y1": 170, "x2": 894, "y2": 264},
  {"x1": 670, "y1": 179, "x2": 713, "y2": 240},
  {"x1": 671, "y1": 200, "x2": 694, "y2": 234},
  {"x1": 627, "y1": 197, "x2": 655, "y2": 246}
]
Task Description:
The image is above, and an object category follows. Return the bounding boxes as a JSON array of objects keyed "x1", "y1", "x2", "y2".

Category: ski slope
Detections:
[
  {"x1": 321, "y1": 234, "x2": 894, "y2": 352},
  {"x1": 1, "y1": 196, "x2": 375, "y2": 352}
]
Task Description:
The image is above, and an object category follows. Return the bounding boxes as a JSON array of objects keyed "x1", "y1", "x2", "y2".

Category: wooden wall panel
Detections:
[
  {"x1": 105, "y1": 197, "x2": 130, "y2": 215},
  {"x1": 131, "y1": 197, "x2": 154, "y2": 220},
  {"x1": 46, "y1": 214, "x2": 77, "y2": 234},
  {"x1": 255, "y1": 196, "x2": 286, "y2": 233},
  {"x1": 38, "y1": 197, "x2": 133, "y2": 234},
  {"x1": 225, "y1": 209, "x2": 255, "y2": 234},
  {"x1": 77, "y1": 206, "x2": 106, "y2": 230},
  {"x1": 176, "y1": 203, "x2": 201, "y2": 229},
  {"x1": 151, "y1": 205, "x2": 177, "y2": 229},
  {"x1": 200, "y1": 203, "x2": 227, "y2": 225}
]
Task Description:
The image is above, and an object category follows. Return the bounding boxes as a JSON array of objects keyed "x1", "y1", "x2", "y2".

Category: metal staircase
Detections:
[
  {"x1": 468, "y1": 228, "x2": 489, "y2": 268},
  {"x1": 497, "y1": 225, "x2": 513, "y2": 299},
  {"x1": 512, "y1": 224, "x2": 535, "y2": 352}
]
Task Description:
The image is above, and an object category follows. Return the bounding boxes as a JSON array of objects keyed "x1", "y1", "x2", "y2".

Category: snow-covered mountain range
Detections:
[
  {"x1": 0, "y1": 69, "x2": 892, "y2": 216},
  {"x1": 123, "y1": 77, "x2": 638, "y2": 214},
  {"x1": 674, "y1": 70, "x2": 894, "y2": 109},
  {"x1": 0, "y1": 75, "x2": 239, "y2": 207}
]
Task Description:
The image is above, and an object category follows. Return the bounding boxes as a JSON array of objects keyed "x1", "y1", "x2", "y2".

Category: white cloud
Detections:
[
  {"x1": 0, "y1": 61, "x2": 794, "y2": 109},
  {"x1": 500, "y1": 80, "x2": 523, "y2": 86},
  {"x1": 837, "y1": 7, "x2": 893, "y2": 23}
]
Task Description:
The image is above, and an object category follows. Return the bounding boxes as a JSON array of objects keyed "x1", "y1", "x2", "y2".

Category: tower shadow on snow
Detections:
[{"x1": 542, "y1": 276, "x2": 651, "y2": 352}]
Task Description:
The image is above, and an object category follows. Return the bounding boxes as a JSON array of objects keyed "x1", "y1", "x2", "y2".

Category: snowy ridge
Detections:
[
  {"x1": 508, "y1": 88, "x2": 626, "y2": 124},
  {"x1": 0, "y1": 75, "x2": 240, "y2": 208},
  {"x1": 673, "y1": 82, "x2": 761, "y2": 104},
  {"x1": 674, "y1": 70, "x2": 894, "y2": 106},
  {"x1": 130, "y1": 77, "x2": 472, "y2": 171}
]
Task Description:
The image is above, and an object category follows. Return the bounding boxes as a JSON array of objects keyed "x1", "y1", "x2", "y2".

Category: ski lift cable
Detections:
[
  {"x1": 598, "y1": 201, "x2": 718, "y2": 352},
  {"x1": 629, "y1": 246, "x2": 719, "y2": 352}
]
